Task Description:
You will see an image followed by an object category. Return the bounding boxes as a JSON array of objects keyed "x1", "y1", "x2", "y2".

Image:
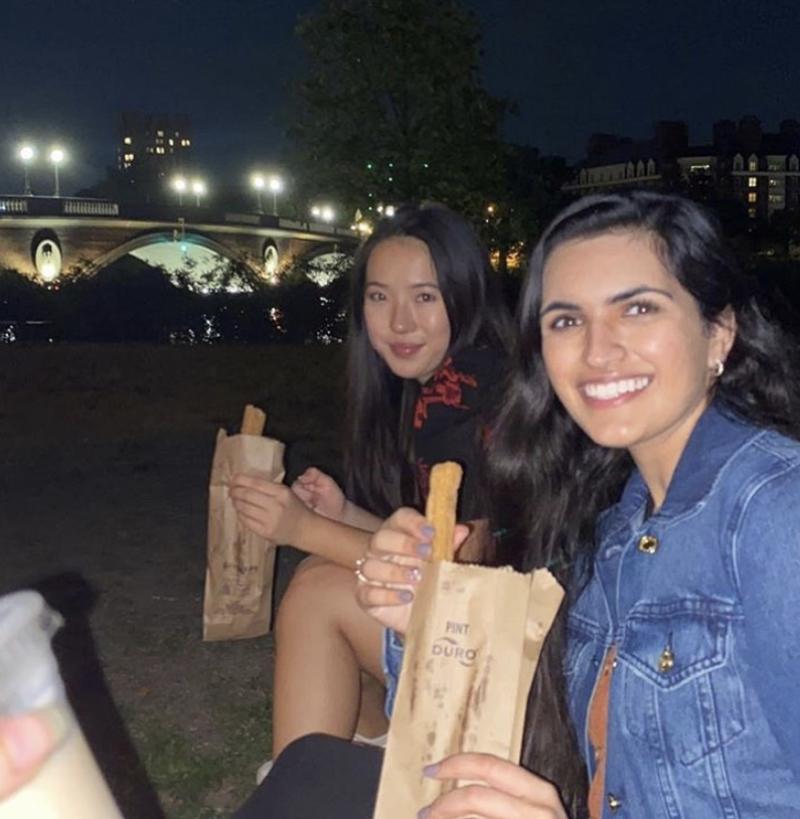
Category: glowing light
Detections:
[
  {"x1": 18, "y1": 145, "x2": 35, "y2": 163},
  {"x1": 268, "y1": 175, "x2": 283, "y2": 193},
  {"x1": 172, "y1": 176, "x2": 188, "y2": 193},
  {"x1": 251, "y1": 173, "x2": 266, "y2": 190},
  {"x1": 384, "y1": 205, "x2": 396, "y2": 217},
  {"x1": 40, "y1": 261, "x2": 57, "y2": 282}
]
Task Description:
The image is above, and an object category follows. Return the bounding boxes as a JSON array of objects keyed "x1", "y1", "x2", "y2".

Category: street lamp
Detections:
[
  {"x1": 49, "y1": 147, "x2": 66, "y2": 197},
  {"x1": 267, "y1": 175, "x2": 283, "y2": 216},
  {"x1": 250, "y1": 173, "x2": 265, "y2": 213},
  {"x1": 191, "y1": 179, "x2": 206, "y2": 207},
  {"x1": 172, "y1": 175, "x2": 188, "y2": 206},
  {"x1": 311, "y1": 204, "x2": 335, "y2": 223},
  {"x1": 18, "y1": 144, "x2": 36, "y2": 196}
]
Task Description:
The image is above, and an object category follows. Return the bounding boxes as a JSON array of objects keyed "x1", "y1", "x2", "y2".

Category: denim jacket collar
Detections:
[{"x1": 598, "y1": 401, "x2": 763, "y2": 543}]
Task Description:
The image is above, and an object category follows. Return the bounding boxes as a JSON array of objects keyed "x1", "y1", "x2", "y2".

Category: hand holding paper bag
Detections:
[
  {"x1": 370, "y1": 463, "x2": 565, "y2": 819},
  {"x1": 203, "y1": 405, "x2": 285, "y2": 641}
]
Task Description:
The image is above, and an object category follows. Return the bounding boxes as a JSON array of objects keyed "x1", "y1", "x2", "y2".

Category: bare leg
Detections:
[
  {"x1": 272, "y1": 556, "x2": 388, "y2": 757},
  {"x1": 355, "y1": 672, "x2": 389, "y2": 740}
]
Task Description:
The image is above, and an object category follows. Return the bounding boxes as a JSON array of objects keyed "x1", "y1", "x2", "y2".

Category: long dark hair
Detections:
[
  {"x1": 489, "y1": 190, "x2": 800, "y2": 817},
  {"x1": 345, "y1": 202, "x2": 512, "y2": 516}
]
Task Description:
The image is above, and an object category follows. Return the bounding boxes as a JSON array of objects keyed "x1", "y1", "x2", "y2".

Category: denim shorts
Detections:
[{"x1": 381, "y1": 628, "x2": 404, "y2": 718}]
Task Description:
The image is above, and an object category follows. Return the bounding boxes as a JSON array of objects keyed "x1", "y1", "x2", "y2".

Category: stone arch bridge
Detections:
[{"x1": 0, "y1": 196, "x2": 358, "y2": 282}]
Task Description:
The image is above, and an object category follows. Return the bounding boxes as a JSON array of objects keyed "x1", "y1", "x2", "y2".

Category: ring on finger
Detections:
[{"x1": 354, "y1": 555, "x2": 369, "y2": 584}]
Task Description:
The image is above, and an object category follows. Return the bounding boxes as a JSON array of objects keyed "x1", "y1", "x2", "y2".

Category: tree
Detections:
[
  {"x1": 290, "y1": 0, "x2": 508, "y2": 221},
  {"x1": 481, "y1": 145, "x2": 571, "y2": 275}
]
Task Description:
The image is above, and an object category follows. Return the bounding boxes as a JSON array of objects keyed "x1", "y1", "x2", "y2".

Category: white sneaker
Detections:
[
  {"x1": 255, "y1": 758, "x2": 273, "y2": 785},
  {"x1": 353, "y1": 731, "x2": 388, "y2": 748}
]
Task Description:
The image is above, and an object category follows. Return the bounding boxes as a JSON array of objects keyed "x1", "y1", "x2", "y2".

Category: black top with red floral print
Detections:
[{"x1": 412, "y1": 346, "x2": 505, "y2": 521}]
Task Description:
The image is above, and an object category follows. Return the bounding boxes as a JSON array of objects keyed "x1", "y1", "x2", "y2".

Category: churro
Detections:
[
  {"x1": 240, "y1": 404, "x2": 266, "y2": 436},
  {"x1": 424, "y1": 461, "x2": 463, "y2": 562}
]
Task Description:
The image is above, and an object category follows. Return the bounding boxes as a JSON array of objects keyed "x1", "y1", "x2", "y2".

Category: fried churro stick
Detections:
[
  {"x1": 240, "y1": 404, "x2": 267, "y2": 436},
  {"x1": 425, "y1": 461, "x2": 463, "y2": 562}
]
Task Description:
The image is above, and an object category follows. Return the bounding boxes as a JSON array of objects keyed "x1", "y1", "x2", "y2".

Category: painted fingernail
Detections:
[
  {"x1": 422, "y1": 763, "x2": 439, "y2": 777},
  {"x1": 416, "y1": 543, "x2": 432, "y2": 558},
  {"x1": 399, "y1": 590, "x2": 414, "y2": 603},
  {"x1": 407, "y1": 567, "x2": 422, "y2": 583},
  {"x1": 417, "y1": 808, "x2": 431, "y2": 819},
  {"x1": 421, "y1": 525, "x2": 435, "y2": 538}
]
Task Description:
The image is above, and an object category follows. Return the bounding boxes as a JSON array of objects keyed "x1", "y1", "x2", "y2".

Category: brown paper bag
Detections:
[
  {"x1": 202, "y1": 425, "x2": 285, "y2": 641},
  {"x1": 372, "y1": 562, "x2": 564, "y2": 818}
]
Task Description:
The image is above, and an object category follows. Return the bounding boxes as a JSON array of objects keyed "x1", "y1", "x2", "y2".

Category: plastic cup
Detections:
[{"x1": 0, "y1": 590, "x2": 124, "y2": 817}]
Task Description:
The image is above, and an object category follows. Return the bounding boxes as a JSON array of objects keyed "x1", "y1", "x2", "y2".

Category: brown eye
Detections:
[
  {"x1": 549, "y1": 314, "x2": 580, "y2": 330},
  {"x1": 624, "y1": 300, "x2": 659, "y2": 316}
]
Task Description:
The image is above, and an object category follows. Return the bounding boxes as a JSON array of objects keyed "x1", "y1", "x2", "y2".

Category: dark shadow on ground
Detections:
[{"x1": 30, "y1": 572, "x2": 166, "y2": 819}]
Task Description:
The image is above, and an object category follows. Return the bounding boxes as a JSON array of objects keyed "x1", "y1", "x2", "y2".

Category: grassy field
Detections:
[{"x1": 0, "y1": 343, "x2": 346, "y2": 818}]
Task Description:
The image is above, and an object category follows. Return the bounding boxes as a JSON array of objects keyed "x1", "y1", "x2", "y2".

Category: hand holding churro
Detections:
[{"x1": 355, "y1": 462, "x2": 467, "y2": 636}]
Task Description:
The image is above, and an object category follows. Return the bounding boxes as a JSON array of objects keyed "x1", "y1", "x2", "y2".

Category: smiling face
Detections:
[
  {"x1": 363, "y1": 236, "x2": 452, "y2": 383},
  {"x1": 540, "y1": 230, "x2": 735, "y2": 476}
]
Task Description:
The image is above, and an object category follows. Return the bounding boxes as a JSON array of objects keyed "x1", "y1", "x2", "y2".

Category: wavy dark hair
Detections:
[
  {"x1": 488, "y1": 190, "x2": 800, "y2": 817},
  {"x1": 345, "y1": 202, "x2": 512, "y2": 516}
]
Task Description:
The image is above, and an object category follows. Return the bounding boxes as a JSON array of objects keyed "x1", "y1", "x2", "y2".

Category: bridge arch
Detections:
[{"x1": 87, "y1": 229, "x2": 264, "y2": 279}]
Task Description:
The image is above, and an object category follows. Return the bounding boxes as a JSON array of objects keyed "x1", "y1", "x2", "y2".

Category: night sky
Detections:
[{"x1": 2, "y1": 0, "x2": 799, "y2": 197}]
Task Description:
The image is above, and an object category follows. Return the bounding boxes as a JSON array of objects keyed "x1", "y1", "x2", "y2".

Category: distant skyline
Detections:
[{"x1": 2, "y1": 0, "x2": 799, "y2": 196}]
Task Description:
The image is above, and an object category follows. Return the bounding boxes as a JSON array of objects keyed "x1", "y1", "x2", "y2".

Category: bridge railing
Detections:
[
  {"x1": 0, "y1": 198, "x2": 29, "y2": 215},
  {"x1": 63, "y1": 199, "x2": 120, "y2": 216}
]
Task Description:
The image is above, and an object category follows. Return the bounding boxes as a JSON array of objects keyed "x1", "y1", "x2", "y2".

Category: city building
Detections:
[
  {"x1": 564, "y1": 117, "x2": 800, "y2": 220},
  {"x1": 117, "y1": 112, "x2": 192, "y2": 194}
]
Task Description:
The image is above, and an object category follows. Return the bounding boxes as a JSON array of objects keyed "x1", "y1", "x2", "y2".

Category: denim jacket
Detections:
[{"x1": 566, "y1": 404, "x2": 800, "y2": 818}]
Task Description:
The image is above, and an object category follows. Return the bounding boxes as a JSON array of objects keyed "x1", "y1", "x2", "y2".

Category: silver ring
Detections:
[{"x1": 354, "y1": 555, "x2": 368, "y2": 584}]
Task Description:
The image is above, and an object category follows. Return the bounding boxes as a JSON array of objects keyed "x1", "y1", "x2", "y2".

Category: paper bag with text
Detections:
[
  {"x1": 202, "y1": 406, "x2": 285, "y2": 641},
  {"x1": 372, "y1": 463, "x2": 564, "y2": 818}
]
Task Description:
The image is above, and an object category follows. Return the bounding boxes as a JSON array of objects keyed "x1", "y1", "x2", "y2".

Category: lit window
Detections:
[
  {"x1": 146, "y1": 147, "x2": 153, "y2": 154},
  {"x1": 123, "y1": 136, "x2": 132, "y2": 145},
  {"x1": 157, "y1": 130, "x2": 164, "y2": 137},
  {"x1": 748, "y1": 177, "x2": 757, "y2": 187},
  {"x1": 748, "y1": 156, "x2": 758, "y2": 171},
  {"x1": 156, "y1": 146, "x2": 165, "y2": 154},
  {"x1": 748, "y1": 192, "x2": 757, "y2": 203},
  {"x1": 748, "y1": 207, "x2": 757, "y2": 218},
  {"x1": 168, "y1": 138, "x2": 174, "y2": 146}
]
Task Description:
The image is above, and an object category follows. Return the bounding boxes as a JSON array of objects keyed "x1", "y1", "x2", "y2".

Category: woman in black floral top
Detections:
[{"x1": 230, "y1": 204, "x2": 511, "y2": 781}]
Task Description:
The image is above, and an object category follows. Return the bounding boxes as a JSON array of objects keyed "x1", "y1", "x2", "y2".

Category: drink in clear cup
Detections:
[{"x1": 0, "y1": 591, "x2": 123, "y2": 818}]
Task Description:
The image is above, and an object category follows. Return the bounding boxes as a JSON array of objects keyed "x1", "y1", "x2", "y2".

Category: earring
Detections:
[{"x1": 712, "y1": 359, "x2": 725, "y2": 378}]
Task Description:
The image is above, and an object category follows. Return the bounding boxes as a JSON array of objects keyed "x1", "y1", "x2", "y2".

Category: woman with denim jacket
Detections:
[
  {"x1": 350, "y1": 190, "x2": 800, "y2": 819},
  {"x1": 238, "y1": 191, "x2": 800, "y2": 818}
]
